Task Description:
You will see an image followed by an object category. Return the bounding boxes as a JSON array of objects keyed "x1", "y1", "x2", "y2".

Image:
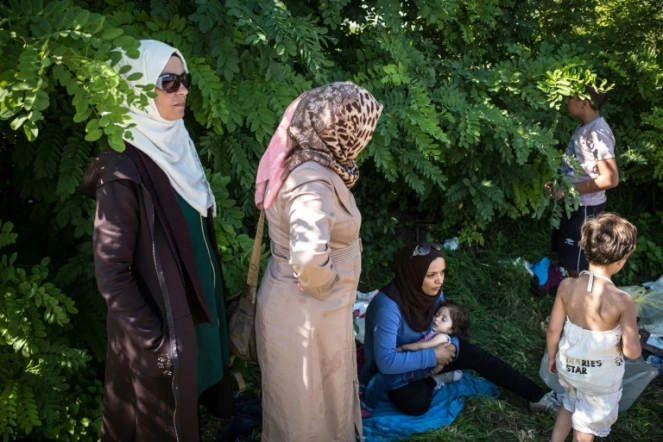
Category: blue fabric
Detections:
[
  {"x1": 362, "y1": 292, "x2": 459, "y2": 377},
  {"x1": 531, "y1": 257, "x2": 551, "y2": 286},
  {"x1": 361, "y1": 373, "x2": 500, "y2": 442},
  {"x1": 449, "y1": 335, "x2": 460, "y2": 357}
]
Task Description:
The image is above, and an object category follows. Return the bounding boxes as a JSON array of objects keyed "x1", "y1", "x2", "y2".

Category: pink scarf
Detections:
[{"x1": 254, "y1": 95, "x2": 304, "y2": 210}]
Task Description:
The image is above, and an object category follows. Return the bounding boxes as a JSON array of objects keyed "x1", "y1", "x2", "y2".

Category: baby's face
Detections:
[{"x1": 432, "y1": 306, "x2": 453, "y2": 334}]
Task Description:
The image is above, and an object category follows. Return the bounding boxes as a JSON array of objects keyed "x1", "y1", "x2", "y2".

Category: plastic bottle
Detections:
[{"x1": 646, "y1": 354, "x2": 662, "y2": 373}]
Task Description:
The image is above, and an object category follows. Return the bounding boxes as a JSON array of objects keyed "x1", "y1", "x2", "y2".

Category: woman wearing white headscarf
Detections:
[{"x1": 79, "y1": 40, "x2": 233, "y2": 442}]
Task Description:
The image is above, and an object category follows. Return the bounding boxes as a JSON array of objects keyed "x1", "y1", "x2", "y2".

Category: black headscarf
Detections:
[{"x1": 382, "y1": 243, "x2": 445, "y2": 332}]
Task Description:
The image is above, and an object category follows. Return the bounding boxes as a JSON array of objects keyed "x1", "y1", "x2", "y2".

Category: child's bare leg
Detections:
[
  {"x1": 572, "y1": 430, "x2": 594, "y2": 442},
  {"x1": 551, "y1": 407, "x2": 573, "y2": 442}
]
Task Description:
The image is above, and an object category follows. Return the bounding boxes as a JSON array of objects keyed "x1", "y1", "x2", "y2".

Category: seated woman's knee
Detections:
[{"x1": 387, "y1": 380, "x2": 434, "y2": 416}]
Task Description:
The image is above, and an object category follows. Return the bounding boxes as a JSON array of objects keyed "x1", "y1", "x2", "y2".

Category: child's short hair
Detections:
[
  {"x1": 441, "y1": 301, "x2": 470, "y2": 341},
  {"x1": 585, "y1": 81, "x2": 608, "y2": 110},
  {"x1": 580, "y1": 213, "x2": 637, "y2": 266}
]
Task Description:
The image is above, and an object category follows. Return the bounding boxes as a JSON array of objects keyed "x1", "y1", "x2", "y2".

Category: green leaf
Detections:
[
  {"x1": 33, "y1": 90, "x2": 50, "y2": 111},
  {"x1": 112, "y1": 35, "x2": 136, "y2": 50},
  {"x1": 84, "y1": 129, "x2": 103, "y2": 142},
  {"x1": 101, "y1": 27, "x2": 124, "y2": 40},
  {"x1": 73, "y1": 108, "x2": 92, "y2": 123},
  {"x1": 24, "y1": 120, "x2": 38, "y2": 141},
  {"x1": 73, "y1": 9, "x2": 90, "y2": 28},
  {"x1": 108, "y1": 50, "x2": 123, "y2": 66},
  {"x1": 85, "y1": 118, "x2": 100, "y2": 133},
  {"x1": 108, "y1": 131, "x2": 125, "y2": 151},
  {"x1": 10, "y1": 114, "x2": 29, "y2": 130}
]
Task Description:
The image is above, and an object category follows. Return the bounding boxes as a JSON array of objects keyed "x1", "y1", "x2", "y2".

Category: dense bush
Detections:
[
  {"x1": 1, "y1": 0, "x2": 661, "y2": 439},
  {"x1": 0, "y1": 220, "x2": 102, "y2": 441}
]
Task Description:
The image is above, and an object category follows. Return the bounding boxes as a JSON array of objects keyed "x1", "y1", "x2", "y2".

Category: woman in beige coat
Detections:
[{"x1": 254, "y1": 82, "x2": 383, "y2": 441}]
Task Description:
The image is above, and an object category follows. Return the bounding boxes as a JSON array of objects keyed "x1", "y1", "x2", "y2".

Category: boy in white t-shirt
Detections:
[{"x1": 545, "y1": 82, "x2": 619, "y2": 277}]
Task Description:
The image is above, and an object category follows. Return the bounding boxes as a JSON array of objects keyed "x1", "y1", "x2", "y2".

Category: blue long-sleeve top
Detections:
[{"x1": 363, "y1": 291, "x2": 459, "y2": 375}]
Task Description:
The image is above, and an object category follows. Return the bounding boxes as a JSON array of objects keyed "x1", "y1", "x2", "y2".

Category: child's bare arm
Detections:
[
  {"x1": 546, "y1": 284, "x2": 567, "y2": 373},
  {"x1": 574, "y1": 159, "x2": 619, "y2": 194},
  {"x1": 619, "y1": 294, "x2": 641, "y2": 359},
  {"x1": 398, "y1": 333, "x2": 450, "y2": 352}
]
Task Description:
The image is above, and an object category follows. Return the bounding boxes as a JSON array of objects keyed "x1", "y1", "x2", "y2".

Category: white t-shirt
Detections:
[{"x1": 560, "y1": 117, "x2": 616, "y2": 206}]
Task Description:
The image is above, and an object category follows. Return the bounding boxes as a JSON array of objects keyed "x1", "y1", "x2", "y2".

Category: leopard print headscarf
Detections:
[{"x1": 284, "y1": 82, "x2": 383, "y2": 188}]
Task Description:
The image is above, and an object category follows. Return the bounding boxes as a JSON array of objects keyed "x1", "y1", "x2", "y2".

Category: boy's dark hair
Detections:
[
  {"x1": 580, "y1": 213, "x2": 637, "y2": 266},
  {"x1": 441, "y1": 301, "x2": 470, "y2": 341},
  {"x1": 584, "y1": 81, "x2": 608, "y2": 110}
]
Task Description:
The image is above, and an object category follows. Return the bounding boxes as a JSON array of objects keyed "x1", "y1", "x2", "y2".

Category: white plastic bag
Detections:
[
  {"x1": 353, "y1": 290, "x2": 379, "y2": 344},
  {"x1": 442, "y1": 237, "x2": 459, "y2": 251},
  {"x1": 621, "y1": 284, "x2": 663, "y2": 335},
  {"x1": 642, "y1": 274, "x2": 663, "y2": 293},
  {"x1": 538, "y1": 352, "x2": 659, "y2": 412}
]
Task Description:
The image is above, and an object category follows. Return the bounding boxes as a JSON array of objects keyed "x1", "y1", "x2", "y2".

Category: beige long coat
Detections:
[{"x1": 256, "y1": 161, "x2": 362, "y2": 441}]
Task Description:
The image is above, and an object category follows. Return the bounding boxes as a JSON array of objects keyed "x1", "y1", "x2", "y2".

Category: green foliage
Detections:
[
  {"x1": 1, "y1": 1, "x2": 661, "y2": 233},
  {"x1": 619, "y1": 211, "x2": 663, "y2": 285},
  {"x1": 0, "y1": 0, "x2": 151, "y2": 152},
  {"x1": 0, "y1": 220, "x2": 102, "y2": 441},
  {"x1": 0, "y1": 1, "x2": 662, "y2": 440}
]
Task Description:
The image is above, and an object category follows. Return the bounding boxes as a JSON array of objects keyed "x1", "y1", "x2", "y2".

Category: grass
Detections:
[{"x1": 202, "y1": 216, "x2": 663, "y2": 441}]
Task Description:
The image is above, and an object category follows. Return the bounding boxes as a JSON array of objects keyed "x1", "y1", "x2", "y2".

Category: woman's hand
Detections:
[
  {"x1": 434, "y1": 342, "x2": 456, "y2": 367},
  {"x1": 547, "y1": 356, "x2": 558, "y2": 375}
]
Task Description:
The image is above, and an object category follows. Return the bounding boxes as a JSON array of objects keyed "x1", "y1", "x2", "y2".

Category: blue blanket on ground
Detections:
[{"x1": 361, "y1": 373, "x2": 499, "y2": 442}]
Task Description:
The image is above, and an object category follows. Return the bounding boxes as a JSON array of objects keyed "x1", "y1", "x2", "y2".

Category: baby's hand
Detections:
[{"x1": 396, "y1": 347, "x2": 403, "y2": 352}]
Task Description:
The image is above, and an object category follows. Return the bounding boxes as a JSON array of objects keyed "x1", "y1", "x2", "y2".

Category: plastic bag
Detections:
[
  {"x1": 353, "y1": 290, "x2": 379, "y2": 344},
  {"x1": 621, "y1": 285, "x2": 663, "y2": 335},
  {"x1": 353, "y1": 309, "x2": 367, "y2": 344},
  {"x1": 442, "y1": 237, "x2": 459, "y2": 251},
  {"x1": 538, "y1": 353, "x2": 659, "y2": 412},
  {"x1": 642, "y1": 274, "x2": 663, "y2": 293}
]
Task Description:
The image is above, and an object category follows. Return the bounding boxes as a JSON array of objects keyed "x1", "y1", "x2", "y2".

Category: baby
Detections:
[
  {"x1": 360, "y1": 301, "x2": 470, "y2": 416},
  {"x1": 398, "y1": 301, "x2": 469, "y2": 376},
  {"x1": 546, "y1": 213, "x2": 641, "y2": 442}
]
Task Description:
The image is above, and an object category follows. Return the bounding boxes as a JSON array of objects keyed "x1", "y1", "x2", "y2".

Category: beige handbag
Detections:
[{"x1": 227, "y1": 210, "x2": 265, "y2": 362}]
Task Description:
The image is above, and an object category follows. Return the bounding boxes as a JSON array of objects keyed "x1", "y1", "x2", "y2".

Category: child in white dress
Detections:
[{"x1": 546, "y1": 213, "x2": 641, "y2": 441}]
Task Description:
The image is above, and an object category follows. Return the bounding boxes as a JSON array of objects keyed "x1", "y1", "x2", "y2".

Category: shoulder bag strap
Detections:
[{"x1": 246, "y1": 210, "x2": 265, "y2": 293}]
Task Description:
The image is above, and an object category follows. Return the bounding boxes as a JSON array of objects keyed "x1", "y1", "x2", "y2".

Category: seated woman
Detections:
[
  {"x1": 360, "y1": 301, "x2": 468, "y2": 416},
  {"x1": 360, "y1": 242, "x2": 560, "y2": 416}
]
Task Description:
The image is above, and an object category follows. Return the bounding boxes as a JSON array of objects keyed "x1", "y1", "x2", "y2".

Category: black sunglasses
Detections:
[
  {"x1": 156, "y1": 72, "x2": 191, "y2": 93},
  {"x1": 410, "y1": 241, "x2": 443, "y2": 259}
]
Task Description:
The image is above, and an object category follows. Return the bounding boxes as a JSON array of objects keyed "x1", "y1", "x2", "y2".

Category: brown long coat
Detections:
[
  {"x1": 79, "y1": 147, "x2": 227, "y2": 441},
  {"x1": 256, "y1": 161, "x2": 362, "y2": 441}
]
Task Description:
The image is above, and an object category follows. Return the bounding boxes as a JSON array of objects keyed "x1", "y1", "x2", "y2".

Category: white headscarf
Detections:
[{"x1": 115, "y1": 39, "x2": 216, "y2": 217}]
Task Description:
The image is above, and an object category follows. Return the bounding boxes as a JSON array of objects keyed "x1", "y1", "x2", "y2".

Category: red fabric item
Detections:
[
  {"x1": 356, "y1": 344, "x2": 365, "y2": 376},
  {"x1": 542, "y1": 264, "x2": 566, "y2": 293}
]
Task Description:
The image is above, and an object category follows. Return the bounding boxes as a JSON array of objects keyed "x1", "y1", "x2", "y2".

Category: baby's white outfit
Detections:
[{"x1": 555, "y1": 271, "x2": 625, "y2": 437}]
